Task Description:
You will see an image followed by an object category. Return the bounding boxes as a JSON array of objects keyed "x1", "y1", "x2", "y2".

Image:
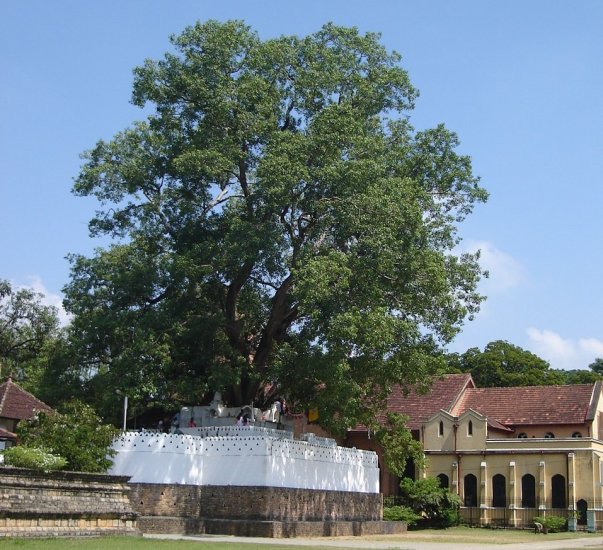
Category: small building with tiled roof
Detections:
[
  {"x1": 0, "y1": 377, "x2": 52, "y2": 449},
  {"x1": 382, "y1": 373, "x2": 474, "y2": 430},
  {"x1": 346, "y1": 373, "x2": 475, "y2": 493},
  {"x1": 345, "y1": 374, "x2": 603, "y2": 530}
]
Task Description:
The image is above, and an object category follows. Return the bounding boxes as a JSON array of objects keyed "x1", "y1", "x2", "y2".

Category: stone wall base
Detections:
[
  {"x1": 0, "y1": 515, "x2": 139, "y2": 538},
  {"x1": 130, "y1": 483, "x2": 406, "y2": 538},
  {"x1": 137, "y1": 516, "x2": 407, "y2": 538},
  {"x1": 129, "y1": 483, "x2": 382, "y2": 521},
  {"x1": 0, "y1": 467, "x2": 139, "y2": 538}
]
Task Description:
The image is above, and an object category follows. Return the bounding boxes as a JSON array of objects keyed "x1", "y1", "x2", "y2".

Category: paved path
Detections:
[{"x1": 145, "y1": 533, "x2": 603, "y2": 550}]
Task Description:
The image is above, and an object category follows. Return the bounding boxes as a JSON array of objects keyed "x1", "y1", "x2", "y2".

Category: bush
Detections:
[
  {"x1": 16, "y1": 400, "x2": 119, "y2": 473},
  {"x1": 383, "y1": 505, "x2": 421, "y2": 526},
  {"x1": 2, "y1": 446, "x2": 67, "y2": 471},
  {"x1": 399, "y1": 477, "x2": 462, "y2": 528},
  {"x1": 533, "y1": 515, "x2": 567, "y2": 533}
]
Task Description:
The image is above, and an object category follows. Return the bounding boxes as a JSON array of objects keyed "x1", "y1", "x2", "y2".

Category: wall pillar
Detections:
[
  {"x1": 587, "y1": 510, "x2": 596, "y2": 533},
  {"x1": 509, "y1": 461, "x2": 517, "y2": 527},
  {"x1": 538, "y1": 460, "x2": 547, "y2": 514},
  {"x1": 480, "y1": 460, "x2": 489, "y2": 525},
  {"x1": 597, "y1": 456, "x2": 603, "y2": 507},
  {"x1": 452, "y1": 461, "x2": 459, "y2": 496},
  {"x1": 567, "y1": 453, "x2": 576, "y2": 532}
]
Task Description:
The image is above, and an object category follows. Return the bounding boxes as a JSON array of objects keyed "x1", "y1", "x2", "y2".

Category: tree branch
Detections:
[
  {"x1": 223, "y1": 259, "x2": 256, "y2": 359},
  {"x1": 253, "y1": 274, "x2": 297, "y2": 369}
]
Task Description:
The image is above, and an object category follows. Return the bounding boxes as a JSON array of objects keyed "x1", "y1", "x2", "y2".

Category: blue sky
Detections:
[{"x1": 1, "y1": 1, "x2": 602, "y2": 370}]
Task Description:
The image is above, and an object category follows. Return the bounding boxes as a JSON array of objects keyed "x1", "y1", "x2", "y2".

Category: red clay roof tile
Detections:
[
  {"x1": 0, "y1": 378, "x2": 52, "y2": 421},
  {"x1": 454, "y1": 384, "x2": 596, "y2": 426},
  {"x1": 370, "y1": 373, "x2": 474, "y2": 430}
]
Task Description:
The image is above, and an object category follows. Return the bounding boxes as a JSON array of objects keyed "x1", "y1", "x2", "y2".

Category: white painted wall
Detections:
[{"x1": 109, "y1": 429, "x2": 379, "y2": 493}]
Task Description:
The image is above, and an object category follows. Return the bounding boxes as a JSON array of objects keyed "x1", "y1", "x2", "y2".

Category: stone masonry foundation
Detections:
[
  {"x1": 0, "y1": 467, "x2": 139, "y2": 538},
  {"x1": 129, "y1": 483, "x2": 407, "y2": 537}
]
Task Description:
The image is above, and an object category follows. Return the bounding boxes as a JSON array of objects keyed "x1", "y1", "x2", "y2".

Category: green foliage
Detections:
[
  {"x1": 0, "y1": 279, "x2": 60, "y2": 386},
  {"x1": 588, "y1": 357, "x2": 603, "y2": 375},
  {"x1": 447, "y1": 340, "x2": 566, "y2": 387},
  {"x1": 2, "y1": 446, "x2": 67, "y2": 471},
  {"x1": 16, "y1": 400, "x2": 118, "y2": 473},
  {"x1": 65, "y1": 20, "x2": 487, "y2": 430},
  {"x1": 533, "y1": 515, "x2": 567, "y2": 533},
  {"x1": 560, "y1": 368, "x2": 603, "y2": 384},
  {"x1": 382, "y1": 505, "x2": 421, "y2": 526},
  {"x1": 448, "y1": 341, "x2": 603, "y2": 387},
  {"x1": 400, "y1": 477, "x2": 461, "y2": 527},
  {"x1": 374, "y1": 413, "x2": 425, "y2": 476}
]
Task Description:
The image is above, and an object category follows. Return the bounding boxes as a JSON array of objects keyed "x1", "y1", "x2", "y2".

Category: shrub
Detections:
[
  {"x1": 533, "y1": 515, "x2": 567, "y2": 533},
  {"x1": 399, "y1": 477, "x2": 462, "y2": 528},
  {"x1": 2, "y1": 446, "x2": 67, "y2": 471},
  {"x1": 383, "y1": 505, "x2": 421, "y2": 526},
  {"x1": 16, "y1": 400, "x2": 119, "y2": 473}
]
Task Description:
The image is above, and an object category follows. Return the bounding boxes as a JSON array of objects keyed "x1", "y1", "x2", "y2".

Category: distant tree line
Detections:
[{"x1": 445, "y1": 340, "x2": 603, "y2": 387}]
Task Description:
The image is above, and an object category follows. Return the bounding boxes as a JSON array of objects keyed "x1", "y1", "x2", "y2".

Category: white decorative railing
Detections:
[
  {"x1": 183, "y1": 425, "x2": 293, "y2": 440},
  {"x1": 109, "y1": 430, "x2": 379, "y2": 493}
]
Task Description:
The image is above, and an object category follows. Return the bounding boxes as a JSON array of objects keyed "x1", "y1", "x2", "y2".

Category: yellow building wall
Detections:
[
  {"x1": 455, "y1": 413, "x2": 487, "y2": 451},
  {"x1": 488, "y1": 424, "x2": 589, "y2": 440},
  {"x1": 423, "y1": 413, "x2": 456, "y2": 452},
  {"x1": 425, "y1": 452, "x2": 574, "y2": 506}
]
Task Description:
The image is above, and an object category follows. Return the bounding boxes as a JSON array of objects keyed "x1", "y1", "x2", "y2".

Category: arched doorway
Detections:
[
  {"x1": 464, "y1": 473, "x2": 478, "y2": 507},
  {"x1": 521, "y1": 474, "x2": 536, "y2": 508},
  {"x1": 577, "y1": 499, "x2": 587, "y2": 526},
  {"x1": 492, "y1": 474, "x2": 506, "y2": 508},
  {"x1": 551, "y1": 474, "x2": 566, "y2": 509}
]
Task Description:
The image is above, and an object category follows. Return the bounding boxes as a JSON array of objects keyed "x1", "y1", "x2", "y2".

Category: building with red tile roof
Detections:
[
  {"x1": 451, "y1": 383, "x2": 600, "y2": 428},
  {"x1": 345, "y1": 374, "x2": 603, "y2": 530},
  {"x1": 0, "y1": 377, "x2": 52, "y2": 449},
  {"x1": 380, "y1": 373, "x2": 474, "y2": 430}
]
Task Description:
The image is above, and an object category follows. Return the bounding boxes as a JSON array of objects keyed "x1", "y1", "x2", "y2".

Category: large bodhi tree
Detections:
[{"x1": 65, "y1": 21, "x2": 487, "y2": 432}]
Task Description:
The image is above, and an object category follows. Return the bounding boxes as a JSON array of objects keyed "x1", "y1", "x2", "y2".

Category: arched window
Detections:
[
  {"x1": 439, "y1": 421, "x2": 444, "y2": 436},
  {"x1": 492, "y1": 474, "x2": 506, "y2": 508},
  {"x1": 518, "y1": 432, "x2": 528, "y2": 438},
  {"x1": 468, "y1": 420, "x2": 473, "y2": 436},
  {"x1": 572, "y1": 431, "x2": 583, "y2": 438},
  {"x1": 521, "y1": 474, "x2": 536, "y2": 508},
  {"x1": 544, "y1": 432, "x2": 555, "y2": 439},
  {"x1": 464, "y1": 474, "x2": 477, "y2": 507},
  {"x1": 551, "y1": 474, "x2": 566, "y2": 509},
  {"x1": 437, "y1": 473, "x2": 449, "y2": 489}
]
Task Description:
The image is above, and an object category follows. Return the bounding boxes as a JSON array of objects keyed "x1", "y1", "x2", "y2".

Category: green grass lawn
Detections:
[
  {"x1": 0, "y1": 537, "x2": 325, "y2": 550},
  {"x1": 0, "y1": 538, "x2": 273, "y2": 550},
  {"x1": 377, "y1": 525, "x2": 599, "y2": 544},
  {"x1": 0, "y1": 528, "x2": 599, "y2": 549}
]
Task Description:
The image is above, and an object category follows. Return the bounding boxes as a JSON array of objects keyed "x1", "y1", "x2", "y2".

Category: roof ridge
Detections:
[
  {"x1": 0, "y1": 377, "x2": 51, "y2": 419},
  {"x1": 449, "y1": 374, "x2": 473, "y2": 415},
  {"x1": 0, "y1": 378, "x2": 11, "y2": 415},
  {"x1": 586, "y1": 381, "x2": 602, "y2": 422},
  {"x1": 7, "y1": 378, "x2": 49, "y2": 406}
]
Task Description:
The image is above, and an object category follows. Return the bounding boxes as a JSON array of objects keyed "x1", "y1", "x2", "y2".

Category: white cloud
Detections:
[
  {"x1": 18, "y1": 276, "x2": 71, "y2": 327},
  {"x1": 460, "y1": 240, "x2": 526, "y2": 293},
  {"x1": 526, "y1": 327, "x2": 603, "y2": 370}
]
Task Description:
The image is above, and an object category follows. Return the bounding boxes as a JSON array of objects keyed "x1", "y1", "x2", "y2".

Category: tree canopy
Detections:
[
  {"x1": 446, "y1": 340, "x2": 603, "y2": 387},
  {"x1": 64, "y1": 21, "x2": 487, "y2": 432},
  {"x1": 446, "y1": 340, "x2": 566, "y2": 387},
  {"x1": 0, "y1": 279, "x2": 60, "y2": 384},
  {"x1": 588, "y1": 358, "x2": 603, "y2": 375}
]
